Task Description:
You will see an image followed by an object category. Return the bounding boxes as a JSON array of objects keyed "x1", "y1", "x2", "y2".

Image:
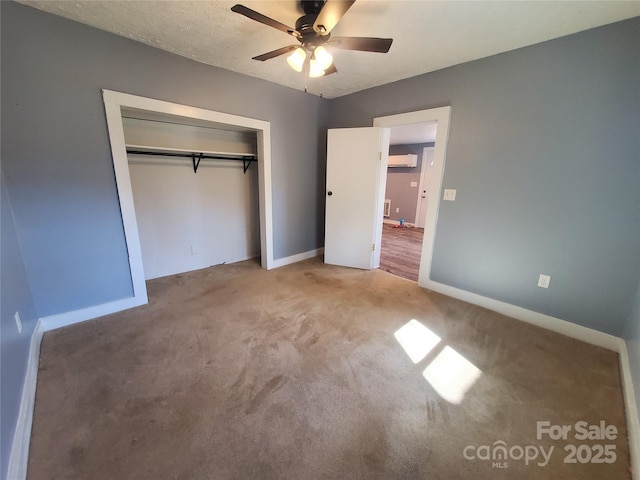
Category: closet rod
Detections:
[{"x1": 126, "y1": 148, "x2": 256, "y2": 174}]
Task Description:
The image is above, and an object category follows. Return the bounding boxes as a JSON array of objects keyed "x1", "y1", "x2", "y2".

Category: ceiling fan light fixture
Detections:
[
  {"x1": 313, "y1": 46, "x2": 333, "y2": 71},
  {"x1": 309, "y1": 59, "x2": 326, "y2": 77},
  {"x1": 287, "y1": 47, "x2": 306, "y2": 72}
]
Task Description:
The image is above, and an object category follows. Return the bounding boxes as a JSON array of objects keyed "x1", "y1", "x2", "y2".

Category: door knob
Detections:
[{"x1": 327, "y1": 191, "x2": 333, "y2": 196}]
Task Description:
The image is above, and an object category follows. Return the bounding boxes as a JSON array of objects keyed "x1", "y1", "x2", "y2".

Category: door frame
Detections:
[
  {"x1": 102, "y1": 90, "x2": 274, "y2": 306},
  {"x1": 373, "y1": 106, "x2": 452, "y2": 287}
]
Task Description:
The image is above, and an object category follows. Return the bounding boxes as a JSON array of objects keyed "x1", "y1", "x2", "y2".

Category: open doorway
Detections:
[
  {"x1": 373, "y1": 107, "x2": 451, "y2": 288},
  {"x1": 379, "y1": 123, "x2": 437, "y2": 281}
]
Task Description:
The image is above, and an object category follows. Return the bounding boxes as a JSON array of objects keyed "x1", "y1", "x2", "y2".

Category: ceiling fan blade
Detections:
[
  {"x1": 231, "y1": 4, "x2": 300, "y2": 38},
  {"x1": 324, "y1": 63, "x2": 338, "y2": 76},
  {"x1": 329, "y1": 37, "x2": 393, "y2": 53},
  {"x1": 313, "y1": 0, "x2": 355, "y2": 35},
  {"x1": 252, "y1": 45, "x2": 298, "y2": 62}
]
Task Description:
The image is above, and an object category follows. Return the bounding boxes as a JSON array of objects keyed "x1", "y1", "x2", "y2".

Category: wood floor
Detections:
[{"x1": 379, "y1": 223, "x2": 424, "y2": 281}]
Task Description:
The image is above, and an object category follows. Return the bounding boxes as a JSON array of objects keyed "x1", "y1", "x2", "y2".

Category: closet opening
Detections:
[
  {"x1": 103, "y1": 90, "x2": 274, "y2": 308},
  {"x1": 122, "y1": 108, "x2": 260, "y2": 281}
]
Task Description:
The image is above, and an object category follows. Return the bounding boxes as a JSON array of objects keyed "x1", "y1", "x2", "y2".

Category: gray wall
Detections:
[
  {"x1": 1, "y1": 2, "x2": 328, "y2": 318},
  {"x1": 329, "y1": 17, "x2": 640, "y2": 335},
  {"x1": 623, "y1": 283, "x2": 640, "y2": 430},
  {"x1": 1, "y1": 175, "x2": 39, "y2": 480},
  {"x1": 385, "y1": 143, "x2": 432, "y2": 222}
]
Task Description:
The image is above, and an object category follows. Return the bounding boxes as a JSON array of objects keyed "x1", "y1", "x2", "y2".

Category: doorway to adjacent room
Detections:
[{"x1": 380, "y1": 125, "x2": 436, "y2": 282}]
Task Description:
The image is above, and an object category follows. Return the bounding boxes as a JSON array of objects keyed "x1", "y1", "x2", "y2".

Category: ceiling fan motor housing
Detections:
[
  {"x1": 295, "y1": 14, "x2": 330, "y2": 47},
  {"x1": 301, "y1": 1, "x2": 325, "y2": 15}
]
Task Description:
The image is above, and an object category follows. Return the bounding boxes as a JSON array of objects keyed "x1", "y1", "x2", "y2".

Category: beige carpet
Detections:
[{"x1": 28, "y1": 258, "x2": 630, "y2": 479}]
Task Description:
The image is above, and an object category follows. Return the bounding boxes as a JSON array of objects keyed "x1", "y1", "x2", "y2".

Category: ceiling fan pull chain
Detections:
[{"x1": 304, "y1": 56, "x2": 309, "y2": 93}]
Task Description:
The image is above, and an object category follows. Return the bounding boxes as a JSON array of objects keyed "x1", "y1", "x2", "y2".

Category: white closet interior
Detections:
[{"x1": 122, "y1": 108, "x2": 260, "y2": 280}]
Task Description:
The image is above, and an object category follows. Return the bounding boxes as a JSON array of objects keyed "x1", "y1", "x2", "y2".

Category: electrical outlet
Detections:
[
  {"x1": 537, "y1": 274, "x2": 551, "y2": 289},
  {"x1": 443, "y1": 189, "x2": 457, "y2": 201},
  {"x1": 15, "y1": 311, "x2": 22, "y2": 333},
  {"x1": 395, "y1": 208, "x2": 400, "y2": 213},
  {"x1": 410, "y1": 181, "x2": 418, "y2": 187}
]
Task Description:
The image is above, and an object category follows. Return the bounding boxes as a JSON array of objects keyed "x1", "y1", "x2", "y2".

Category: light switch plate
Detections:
[{"x1": 443, "y1": 189, "x2": 457, "y2": 201}]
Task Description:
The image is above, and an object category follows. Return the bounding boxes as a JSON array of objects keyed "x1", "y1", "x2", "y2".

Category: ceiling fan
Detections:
[{"x1": 231, "y1": 0, "x2": 393, "y2": 78}]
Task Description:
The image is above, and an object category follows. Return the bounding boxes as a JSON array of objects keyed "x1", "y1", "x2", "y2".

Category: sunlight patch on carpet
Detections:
[
  {"x1": 422, "y1": 346, "x2": 482, "y2": 404},
  {"x1": 394, "y1": 320, "x2": 482, "y2": 404},
  {"x1": 394, "y1": 319, "x2": 441, "y2": 363}
]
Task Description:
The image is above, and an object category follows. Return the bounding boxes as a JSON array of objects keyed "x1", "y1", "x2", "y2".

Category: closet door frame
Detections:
[{"x1": 102, "y1": 89, "x2": 274, "y2": 307}]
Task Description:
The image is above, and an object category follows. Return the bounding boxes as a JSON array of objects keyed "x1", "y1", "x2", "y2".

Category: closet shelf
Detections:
[{"x1": 125, "y1": 144, "x2": 257, "y2": 174}]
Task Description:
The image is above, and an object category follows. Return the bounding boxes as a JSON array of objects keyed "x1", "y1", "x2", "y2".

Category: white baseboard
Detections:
[
  {"x1": 270, "y1": 248, "x2": 324, "y2": 269},
  {"x1": 422, "y1": 279, "x2": 621, "y2": 351},
  {"x1": 619, "y1": 340, "x2": 640, "y2": 479},
  {"x1": 7, "y1": 319, "x2": 44, "y2": 480},
  {"x1": 41, "y1": 296, "x2": 146, "y2": 332},
  {"x1": 146, "y1": 254, "x2": 260, "y2": 280}
]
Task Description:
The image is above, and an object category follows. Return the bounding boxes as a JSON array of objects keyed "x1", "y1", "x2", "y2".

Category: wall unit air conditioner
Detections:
[{"x1": 388, "y1": 154, "x2": 418, "y2": 168}]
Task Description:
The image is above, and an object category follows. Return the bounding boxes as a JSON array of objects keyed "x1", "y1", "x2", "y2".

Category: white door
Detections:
[
  {"x1": 415, "y1": 146, "x2": 434, "y2": 228},
  {"x1": 324, "y1": 127, "x2": 390, "y2": 269}
]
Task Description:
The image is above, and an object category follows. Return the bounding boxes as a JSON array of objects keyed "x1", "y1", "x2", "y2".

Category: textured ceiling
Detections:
[{"x1": 19, "y1": 1, "x2": 640, "y2": 99}]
